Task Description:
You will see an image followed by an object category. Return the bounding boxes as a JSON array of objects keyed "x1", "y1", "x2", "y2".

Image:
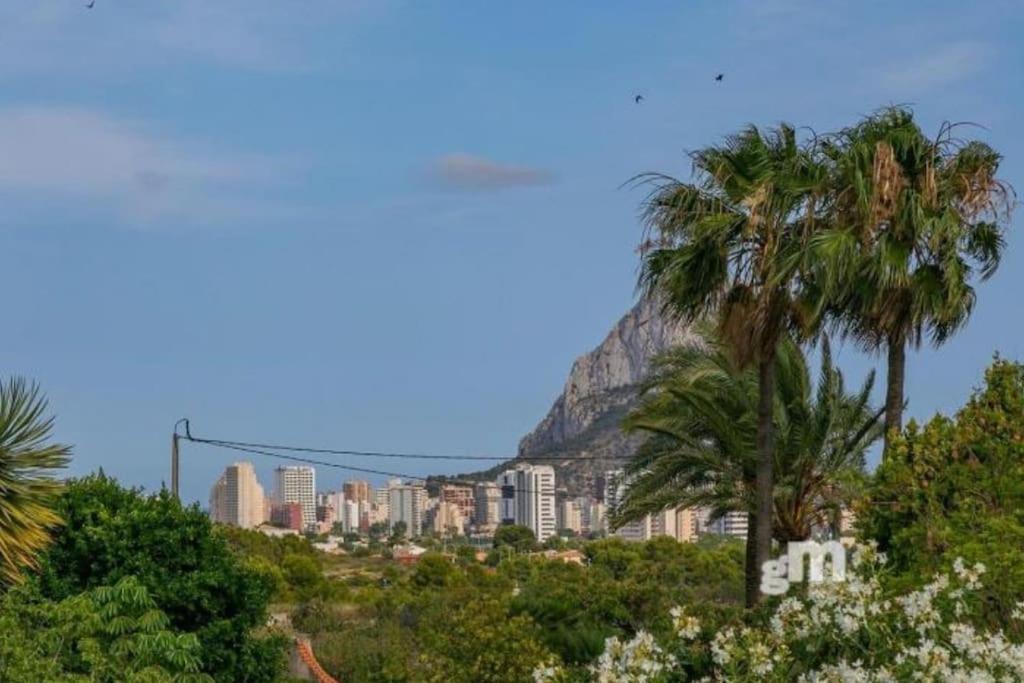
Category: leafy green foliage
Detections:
[
  {"x1": 0, "y1": 377, "x2": 71, "y2": 585},
  {"x1": 291, "y1": 535, "x2": 744, "y2": 681},
  {"x1": 620, "y1": 332, "x2": 880, "y2": 542},
  {"x1": 0, "y1": 575, "x2": 210, "y2": 682},
  {"x1": 493, "y1": 524, "x2": 538, "y2": 553},
  {"x1": 37, "y1": 474, "x2": 287, "y2": 682},
  {"x1": 859, "y1": 358, "x2": 1024, "y2": 625},
  {"x1": 416, "y1": 595, "x2": 554, "y2": 682},
  {"x1": 810, "y1": 107, "x2": 1015, "y2": 442}
]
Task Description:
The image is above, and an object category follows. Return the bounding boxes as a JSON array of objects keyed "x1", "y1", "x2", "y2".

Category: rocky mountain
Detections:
[{"x1": 514, "y1": 297, "x2": 699, "y2": 494}]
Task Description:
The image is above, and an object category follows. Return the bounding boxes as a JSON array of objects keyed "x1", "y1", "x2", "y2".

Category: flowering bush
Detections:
[{"x1": 535, "y1": 543, "x2": 1024, "y2": 681}]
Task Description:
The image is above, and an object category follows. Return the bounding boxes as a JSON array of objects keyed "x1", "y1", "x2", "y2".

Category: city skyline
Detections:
[{"x1": 206, "y1": 458, "x2": 758, "y2": 547}]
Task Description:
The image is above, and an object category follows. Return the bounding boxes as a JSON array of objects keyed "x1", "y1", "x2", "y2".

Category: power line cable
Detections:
[
  {"x1": 188, "y1": 439, "x2": 430, "y2": 480},
  {"x1": 185, "y1": 433, "x2": 630, "y2": 462},
  {"x1": 185, "y1": 438, "x2": 564, "y2": 495}
]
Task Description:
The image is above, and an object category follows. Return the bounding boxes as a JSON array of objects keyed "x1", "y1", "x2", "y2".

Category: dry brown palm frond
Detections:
[
  {"x1": 717, "y1": 286, "x2": 757, "y2": 366},
  {"x1": 870, "y1": 141, "x2": 906, "y2": 226},
  {"x1": 742, "y1": 182, "x2": 772, "y2": 235},
  {"x1": 920, "y1": 160, "x2": 938, "y2": 208},
  {"x1": 956, "y1": 168, "x2": 1016, "y2": 222}
]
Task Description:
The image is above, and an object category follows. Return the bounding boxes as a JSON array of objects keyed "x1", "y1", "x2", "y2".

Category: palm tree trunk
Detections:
[
  {"x1": 744, "y1": 511, "x2": 759, "y2": 608},
  {"x1": 884, "y1": 333, "x2": 906, "y2": 455},
  {"x1": 753, "y1": 356, "x2": 776, "y2": 606}
]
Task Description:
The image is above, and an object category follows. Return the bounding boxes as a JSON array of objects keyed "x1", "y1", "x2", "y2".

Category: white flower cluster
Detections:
[
  {"x1": 756, "y1": 549, "x2": 1024, "y2": 681},
  {"x1": 670, "y1": 605, "x2": 702, "y2": 640},
  {"x1": 546, "y1": 544, "x2": 1024, "y2": 682},
  {"x1": 589, "y1": 631, "x2": 677, "y2": 683}
]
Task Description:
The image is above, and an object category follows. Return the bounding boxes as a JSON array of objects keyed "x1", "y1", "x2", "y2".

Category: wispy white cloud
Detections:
[
  {"x1": 0, "y1": 106, "x2": 293, "y2": 226},
  {"x1": 428, "y1": 154, "x2": 554, "y2": 192},
  {"x1": 881, "y1": 42, "x2": 992, "y2": 93}
]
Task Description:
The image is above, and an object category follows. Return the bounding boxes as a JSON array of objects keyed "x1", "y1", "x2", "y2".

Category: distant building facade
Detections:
[
  {"x1": 514, "y1": 464, "x2": 556, "y2": 542},
  {"x1": 498, "y1": 470, "x2": 517, "y2": 525},
  {"x1": 388, "y1": 482, "x2": 427, "y2": 536},
  {"x1": 274, "y1": 466, "x2": 316, "y2": 530},
  {"x1": 558, "y1": 498, "x2": 583, "y2": 534},
  {"x1": 473, "y1": 482, "x2": 501, "y2": 531},
  {"x1": 270, "y1": 502, "x2": 304, "y2": 531},
  {"x1": 342, "y1": 479, "x2": 372, "y2": 504},
  {"x1": 582, "y1": 499, "x2": 607, "y2": 534},
  {"x1": 701, "y1": 509, "x2": 748, "y2": 539},
  {"x1": 440, "y1": 484, "x2": 475, "y2": 521},
  {"x1": 430, "y1": 500, "x2": 466, "y2": 536},
  {"x1": 208, "y1": 461, "x2": 265, "y2": 529}
]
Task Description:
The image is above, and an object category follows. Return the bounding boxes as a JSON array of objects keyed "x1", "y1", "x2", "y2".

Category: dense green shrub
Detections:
[
  {"x1": 0, "y1": 576, "x2": 210, "y2": 682},
  {"x1": 37, "y1": 474, "x2": 287, "y2": 682},
  {"x1": 860, "y1": 358, "x2": 1024, "y2": 626}
]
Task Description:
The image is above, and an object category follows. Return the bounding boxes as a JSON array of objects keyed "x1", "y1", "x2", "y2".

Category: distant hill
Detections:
[{"x1": 462, "y1": 297, "x2": 699, "y2": 495}]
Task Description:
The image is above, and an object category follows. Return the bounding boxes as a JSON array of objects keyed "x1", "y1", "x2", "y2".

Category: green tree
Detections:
[
  {"x1": 0, "y1": 378, "x2": 71, "y2": 585},
  {"x1": 417, "y1": 595, "x2": 553, "y2": 682},
  {"x1": 411, "y1": 552, "x2": 456, "y2": 588},
  {"x1": 636, "y1": 124, "x2": 827, "y2": 604},
  {"x1": 368, "y1": 520, "x2": 389, "y2": 540},
  {"x1": 390, "y1": 519, "x2": 408, "y2": 541},
  {"x1": 859, "y1": 358, "x2": 1024, "y2": 626},
  {"x1": 616, "y1": 332, "x2": 880, "y2": 606},
  {"x1": 0, "y1": 576, "x2": 211, "y2": 682},
  {"x1": 492, "y1": 524, "x2": 537, "y2": 554},
  {"x1": 814, "y1": 107, "x2": 1014, "y2": 450},
  {"x1": 281, "y1": 553, "x2": 323, "y2": 598},
  {"x1": 617, "y1": 332, "x2": 881, "y2": 546},
  {"x1": 38, "y1": 474, "x2": 286, "y2": 682}
]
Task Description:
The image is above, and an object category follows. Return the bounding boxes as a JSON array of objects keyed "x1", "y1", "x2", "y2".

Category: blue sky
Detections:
[{"x1": 1, "y1": 1, "x2": 1021, "y2": 504}]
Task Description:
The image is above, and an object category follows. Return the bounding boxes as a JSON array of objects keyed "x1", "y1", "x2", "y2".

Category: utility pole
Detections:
[
  {"x1": 171, "y1": 419, "x2": 189, "y2": 501},
  {"x1": 171, "y1": 432, "x2": 180, "y2": 500}
]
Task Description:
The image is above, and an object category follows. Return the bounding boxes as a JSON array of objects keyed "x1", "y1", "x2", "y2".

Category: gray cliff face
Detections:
[{"x1": 516, "y1": 298, "x2": 698, "y2": 489}]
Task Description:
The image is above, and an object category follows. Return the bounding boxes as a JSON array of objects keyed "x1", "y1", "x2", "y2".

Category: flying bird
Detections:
[
  {"x1": 715, "y1": 73, "x2": 724, "y2": 82},
  {"x1": 86, "y1": 0, "x2": 95, "y2": 7},
  {"x1": 634, "y1": 94, "x2": 644, "y2": 104}
]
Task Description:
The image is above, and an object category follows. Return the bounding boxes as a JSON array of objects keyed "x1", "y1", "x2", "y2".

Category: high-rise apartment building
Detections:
[
  {"x1": 498, "y1": 470, "x2": 517, "y2": 525},
  {"x1": 701, "y1": 509, "x2": 748, "y2": 539},
  {"x1": 372, "y1": 487, "x2": 390, "y2": 526},
  {"x1": 604, "y1": 470, "x2": 625, "y2": 514},
  {"x1": 209, "y1": 477, "x2": 228, "y2": 524},
  {"x1": 209, "y1": 461, "x2": 265, "y2": 529},
  {"x1": 675, "y1": 507, "x2": 700, "y2": 542},
  {"x1": 440, "y1": 484, "x2": 474, "y2": 520},
  {"x1": 582, "y1": 499, "x2": 607, "y2": 534},
  {"x1": 514, "y1": 464, "x2": 556, "y2": 542},
  {"x1": 605, "y1": 469, "x2": 705, "y2": 542},
  {"x1": 343, "y1": 499, "x2": 359, "y2": 533},
  {"x1": 274, "y1": 466, "x2": 316, "y2": 530},
  {"x1": 388, "y1": 482, "x2": 427, "y2": 536},
  {"x1": 473, "y1": 482, "x2": 501, "y2": 530},
  {"x1": 342, "y1": 479, "x2": 372, "y2": 504},
  {"x1": 431, "y1": 500, "x2": 466, "y2": 536},
  {"x1": 559, "y1": 498, "x2": 583, "y2": 534}
]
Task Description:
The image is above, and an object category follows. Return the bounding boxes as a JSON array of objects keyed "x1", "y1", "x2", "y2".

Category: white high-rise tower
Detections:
[
  {"x1": 274, "y1": 466, "x2": 316, "y2": 530},
  {"x1": 514, "y1": 464, "x2": 556, "y2": 542}
]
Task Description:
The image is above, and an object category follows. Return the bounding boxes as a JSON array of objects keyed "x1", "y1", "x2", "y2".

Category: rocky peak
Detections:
[{"x1": 518, "y1": 297, "x2": 698, "y2": 459}]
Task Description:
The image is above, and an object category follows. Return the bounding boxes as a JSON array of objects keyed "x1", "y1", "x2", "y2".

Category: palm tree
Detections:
[
  {"x1": 611, "y1": 333, "x2": 881, "y2": 605},
  {"x1": 812, "y1": 107, "x2": 1014, "y2": 451},
  {"x1": 635, "y1": 124, "x2": 826, "y2": 604},
  {"x1": 0, "y1": 378, "x2": 71, "y2": 584}
]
